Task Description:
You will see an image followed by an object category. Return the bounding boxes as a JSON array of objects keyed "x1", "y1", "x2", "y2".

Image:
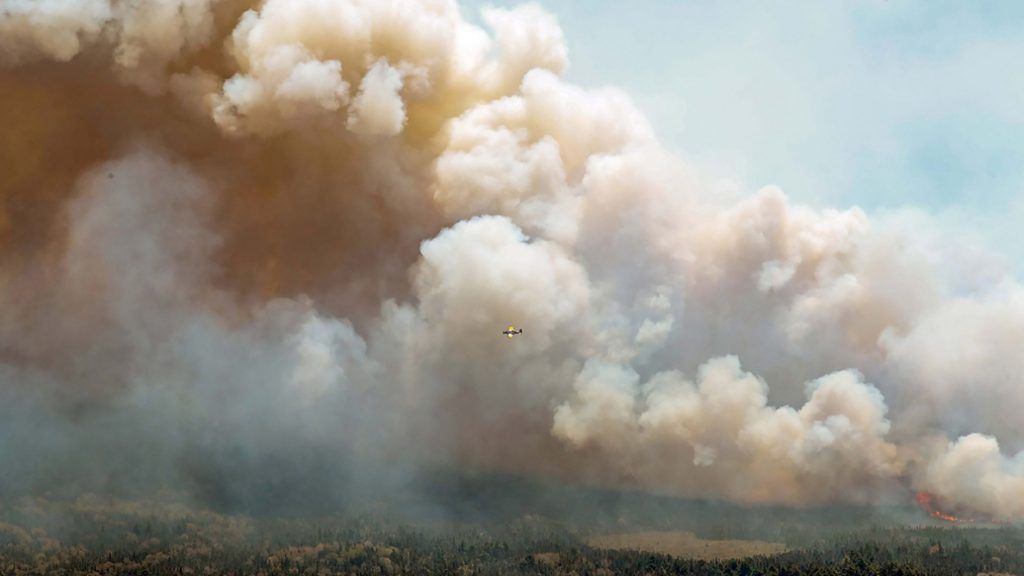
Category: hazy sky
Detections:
[{"x1": 463, "y1": 1, "x2": 1024, "y2": 226}]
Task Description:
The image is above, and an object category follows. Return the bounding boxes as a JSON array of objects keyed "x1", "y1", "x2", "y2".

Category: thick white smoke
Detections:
[{"x1": 1, "y1": 0, "x2": 1023, "y2": 521}]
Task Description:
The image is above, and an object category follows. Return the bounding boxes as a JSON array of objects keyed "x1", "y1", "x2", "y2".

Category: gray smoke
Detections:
[{"x1": 1, "y1": 0, "x2": 1022, "y2": 521}]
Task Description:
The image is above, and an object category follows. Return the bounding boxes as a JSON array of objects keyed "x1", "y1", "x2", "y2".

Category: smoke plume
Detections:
[{"x1": 1, "y1": 0, "x2": 1023, "y2": 522}]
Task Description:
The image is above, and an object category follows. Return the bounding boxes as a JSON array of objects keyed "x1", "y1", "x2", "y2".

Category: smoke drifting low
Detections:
[{"x1": 2, "y1": 0, "x2": 1023, "y2": 521}]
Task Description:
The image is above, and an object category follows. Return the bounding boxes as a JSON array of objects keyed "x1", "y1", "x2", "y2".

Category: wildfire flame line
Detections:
[{"x1": 915, "y1": 492, "x2": 974, "y2": 523}]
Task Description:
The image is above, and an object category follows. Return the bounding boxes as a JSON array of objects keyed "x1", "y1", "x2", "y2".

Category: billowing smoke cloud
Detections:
[{"x1": 2, "y1": 0, "x2": 1023, "y2": 522}]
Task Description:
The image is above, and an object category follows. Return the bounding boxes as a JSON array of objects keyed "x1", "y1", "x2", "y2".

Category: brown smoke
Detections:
[{"x1": 1, "y1": 0, "x2": 1023, "y2": 521}]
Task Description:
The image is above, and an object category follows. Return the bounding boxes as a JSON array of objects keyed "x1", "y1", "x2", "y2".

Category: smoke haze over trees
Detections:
[{"x1": 1, "y1": 0, "x2": 1023, "y2": 522}]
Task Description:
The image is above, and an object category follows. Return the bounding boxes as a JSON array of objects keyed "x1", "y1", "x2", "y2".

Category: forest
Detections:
[{"x1": 1, "y1": 493, "x2": 1021, "y2": 575}]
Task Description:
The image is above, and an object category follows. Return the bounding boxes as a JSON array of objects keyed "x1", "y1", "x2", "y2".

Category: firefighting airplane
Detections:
[{"x1": 502, "y1": 325, "x2": 524, "y2": 339}]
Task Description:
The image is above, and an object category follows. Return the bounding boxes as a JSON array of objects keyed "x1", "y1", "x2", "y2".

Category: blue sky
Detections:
[{"x1": 462, "y1": 1, "x2": 1024, "y2": 225}]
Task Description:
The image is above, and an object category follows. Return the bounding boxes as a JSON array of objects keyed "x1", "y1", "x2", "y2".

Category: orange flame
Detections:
[{"x1": 915, "y1": 492, "x2": 974, "y2": 523}]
